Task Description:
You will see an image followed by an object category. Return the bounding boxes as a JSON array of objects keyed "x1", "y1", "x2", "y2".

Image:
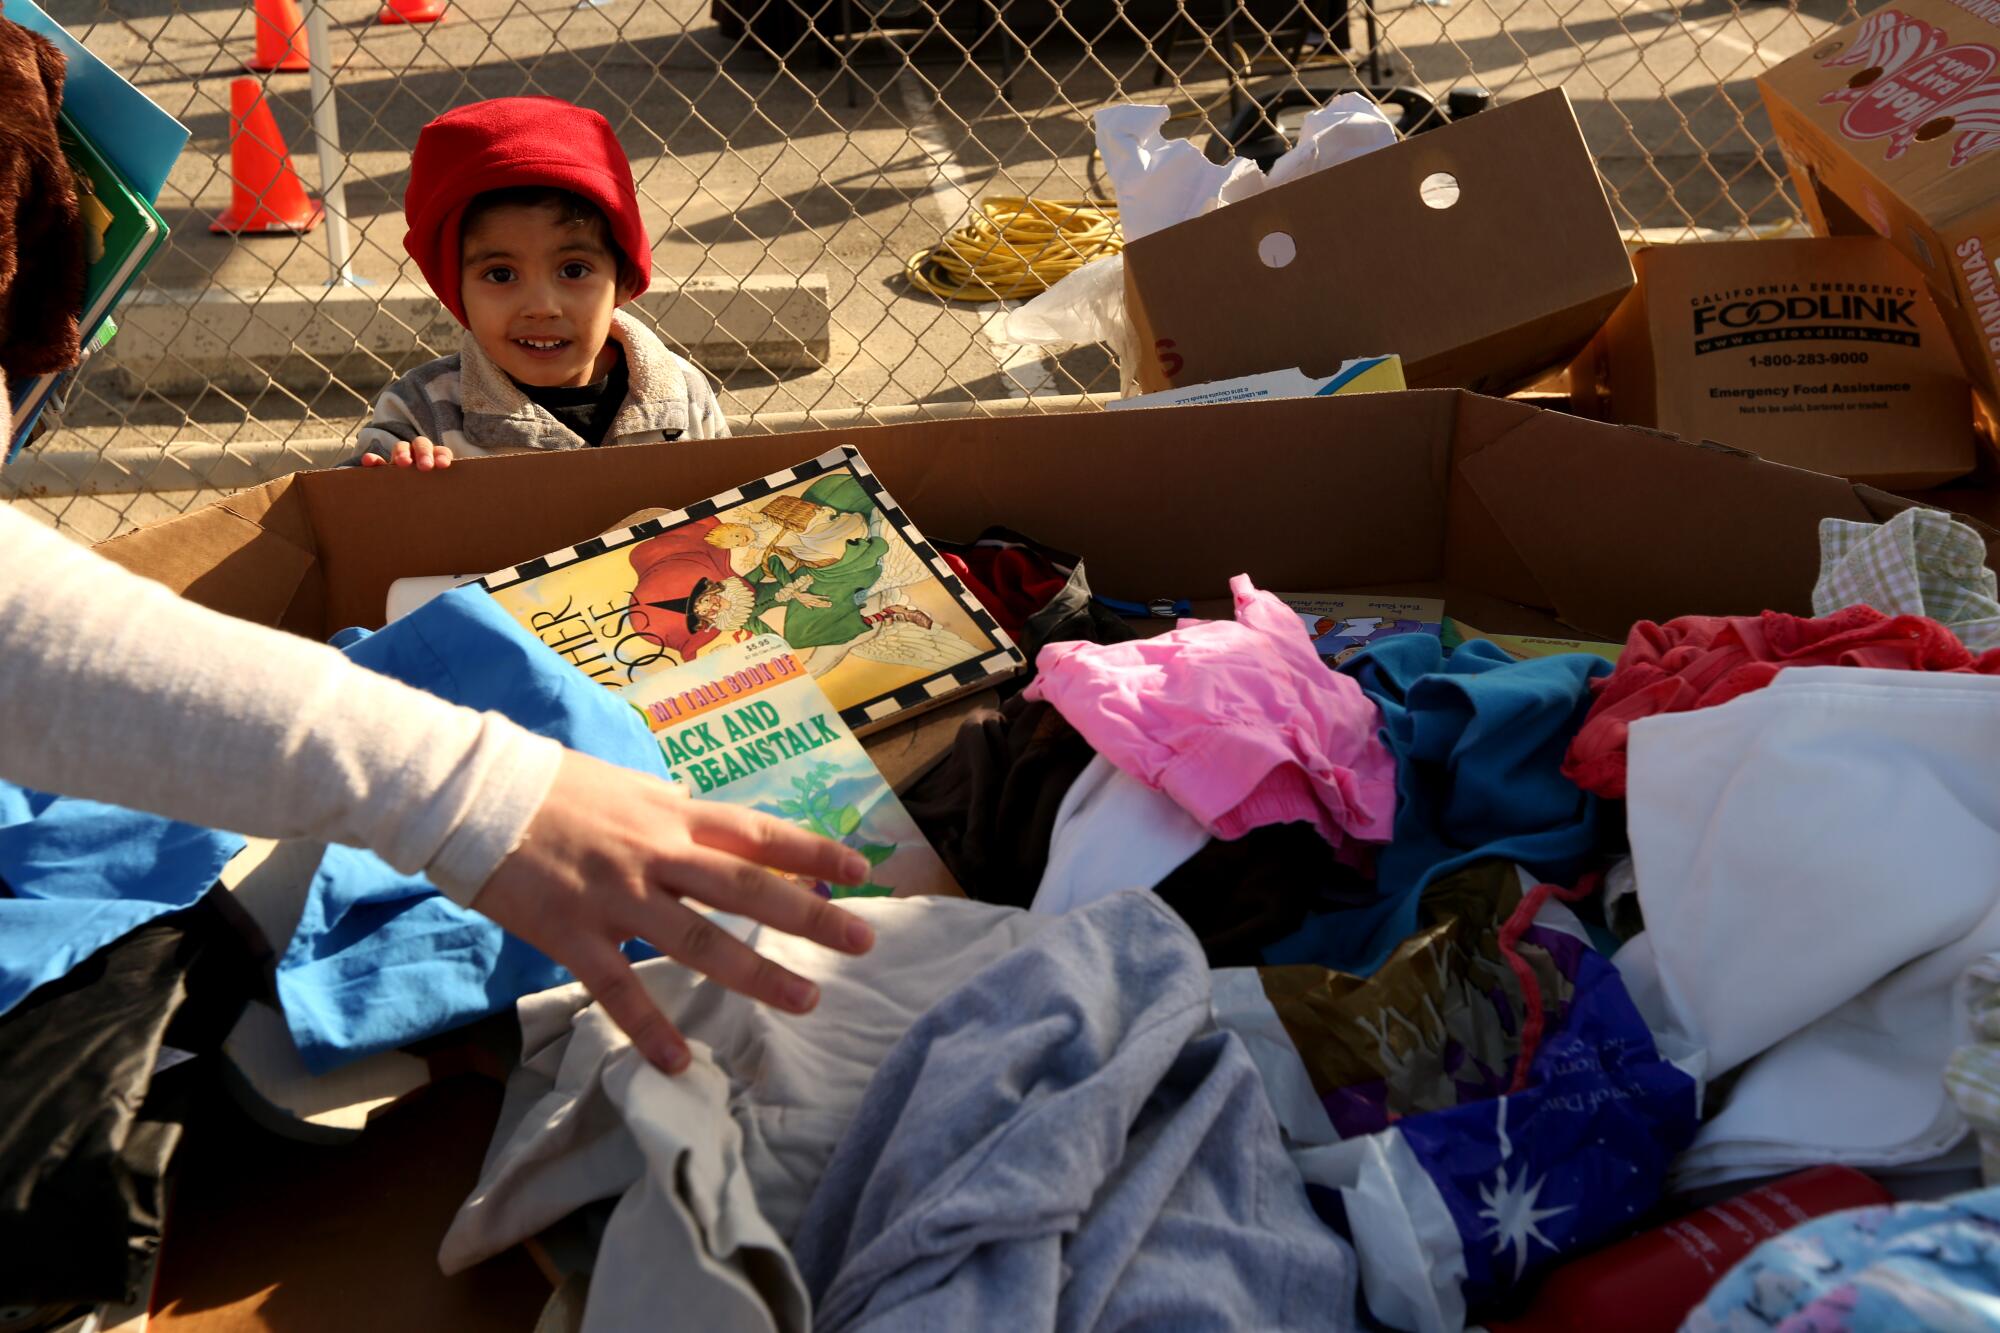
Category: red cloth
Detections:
[
  {"x1": 1562, "y1": 606, "x2": 2000, "y2": 798},
  {"x1": 942, "y1": 547, "x2": 1067, "y2": 636},
  {"x1": 626, "y1": 517, "x2": 734, "y2": 663},
  {"x1": 401, "y1": 97, "x2": 649, "y2": 327}
]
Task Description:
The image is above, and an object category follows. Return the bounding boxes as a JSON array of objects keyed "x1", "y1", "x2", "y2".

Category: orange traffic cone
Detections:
[
  {"x1": 377, "y1": 0, "x2": 446, "y2": 25},
  {"x1": 210, "y1": 79, "x2": 324, "y2": 235},
  {"x1": 243, "y1": 0, "x2": 309, "y2": 72}
]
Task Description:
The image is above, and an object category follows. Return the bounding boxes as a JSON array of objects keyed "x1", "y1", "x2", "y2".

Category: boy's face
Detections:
[{"x1": 459, "y1": 202, "x2": 630, "y2": 389}]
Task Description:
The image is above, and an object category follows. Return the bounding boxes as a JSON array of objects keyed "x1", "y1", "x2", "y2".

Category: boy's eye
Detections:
[
  {"x1": 559, "y1": 261, "x2": 592, "y2": 280},
  {"x1": 482, "y1": 266, "x2": 515, "y2": 283}
]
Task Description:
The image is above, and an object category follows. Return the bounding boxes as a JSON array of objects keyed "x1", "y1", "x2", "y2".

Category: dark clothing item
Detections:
[
  {"x1": 790, "y1": 891, "x2": 1359, "y2": 1333},
  {"x1": 941, "y1": 548, "x2": 1064, "y2": 638},
  {"x1": 1020, "y1": 561, "x2": 1136, "y2": 664},
  {"x1": 901, "y1": 695, "x2": 1095, "y2": 909},
  {"x1": 518, "y1": 350, "x2": 629, "y2": 447},
  {"x1": 901, "y1": 698, "x2": 1371, "y2": 964},
  {"x1": 899, "y1": 530, "x2": 1136, "y2": 906},
  {"x1": 0, "y1": 893, "x2": 260, "y2": 1307},
  {"x1": 0, "y1": 20, "x2": 84, "y2": 380},
  {"x1": 937, "y1": 528, "x2": 1136, "y2": 664},
  {"x1": 1154, "y1": 822, "x2": 1378, "y2": 968}
]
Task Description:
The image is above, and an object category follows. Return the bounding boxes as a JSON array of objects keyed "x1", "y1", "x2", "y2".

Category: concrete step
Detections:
[{"x1": 92, "y1": 274, "x2": 833, "y2": 399}]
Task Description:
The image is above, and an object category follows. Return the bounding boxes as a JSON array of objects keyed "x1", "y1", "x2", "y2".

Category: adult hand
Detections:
[
  {"x1": 470, "y1": 750, "x2": 876, "y2": 1073},
  {"x1": 360, "y1": 436, "x2": 455, "y2": 471}
]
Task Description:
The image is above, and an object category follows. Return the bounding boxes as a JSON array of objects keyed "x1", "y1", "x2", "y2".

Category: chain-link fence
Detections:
[{"x1": 8, "y1": 0, "x2": 1859, "y2": 538}]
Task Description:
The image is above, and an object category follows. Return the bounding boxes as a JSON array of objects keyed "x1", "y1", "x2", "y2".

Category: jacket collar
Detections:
[{"x1": 458, "y1": 309, "x2": 692, "y2": 450}]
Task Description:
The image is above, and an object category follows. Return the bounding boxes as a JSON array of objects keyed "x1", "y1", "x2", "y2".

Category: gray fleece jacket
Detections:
[{"x1": 352, "y1": 309, "x2": 728, "y2": 461}]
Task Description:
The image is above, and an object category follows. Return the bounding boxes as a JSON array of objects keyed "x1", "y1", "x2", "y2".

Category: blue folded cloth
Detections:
[
  {"x1": 277, "y1": 586, "x2": 668, "y2": 1071},
  {"x1": 0, "y1": 788, "x2": 244, "y2": 1016},
  {"x1": 1263, "y1": 636, "x2": 1611, "y2": 975},
  {"x1": 0, "y1": 584, "x2": 667, "y2": 1071}
]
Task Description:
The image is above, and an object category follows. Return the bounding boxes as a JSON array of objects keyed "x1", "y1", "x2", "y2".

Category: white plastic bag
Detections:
[{"x1": 1001, "y1": 94, "x2": 1397, "y2": 394}]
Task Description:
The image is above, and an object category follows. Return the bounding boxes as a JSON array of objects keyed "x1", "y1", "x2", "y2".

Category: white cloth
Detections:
[
  {"x1": 1618, "y1": 666, "x2": 2000, "y2": 1187},
  {"x1": 1031, "y1": 754, "x2": 1211, "y2": 915},
  {"x1": 0, "y1": 501, "x2": 561, "y2": 905},
  {"x1": 1091, "y1": 96, "x2": 1400, "y2": 244},
  {"x1": 441, "y1": 895, "x2": 1054, "y2": 1327}
]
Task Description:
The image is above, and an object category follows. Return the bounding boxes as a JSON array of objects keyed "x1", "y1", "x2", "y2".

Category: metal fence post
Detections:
[{"x1": 300, "y1": 0, "x2": 359, "y2": 288}]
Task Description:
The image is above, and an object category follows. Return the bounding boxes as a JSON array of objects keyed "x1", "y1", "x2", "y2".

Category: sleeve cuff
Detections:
[{"x1": 427, "y1": 725, "x2": 565, "y2": 907}]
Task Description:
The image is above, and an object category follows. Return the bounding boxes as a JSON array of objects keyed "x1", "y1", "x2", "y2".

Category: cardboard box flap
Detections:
[
  {"x1": 1757, "y1": 2, "x2": 2000, "y2": 405},
  {"x1": 93, "y1": 392, "x2": 1974, "y2": 655},
  {"x1": 1122, "y1": 89, "x2": 1633, "y2": 394},
  {"x1": 1457, "y1": 416, "x2": 1881, "y2": 638},
  {"x1": 1758, "y1": 6, "x2": 2000, "y2": 226},
  {"x1": 96, "y1": 477, "x2": 318, "y2": 629},
  {"x1": 292, "y1": 392, "x2": 1464, "y2": 636},
  {"x1": 1444, "y1": 392, "x2": 1559, "y2": 611}
]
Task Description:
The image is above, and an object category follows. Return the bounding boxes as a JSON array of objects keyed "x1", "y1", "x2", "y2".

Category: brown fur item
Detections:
[{"x1": 0, "y1": 16, "x2": 84, "y2": 380}]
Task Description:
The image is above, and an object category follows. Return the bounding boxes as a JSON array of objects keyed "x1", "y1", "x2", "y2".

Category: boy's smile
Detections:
[{"x1": 459, "y1": 201, "x2": 631, "y2": 389}]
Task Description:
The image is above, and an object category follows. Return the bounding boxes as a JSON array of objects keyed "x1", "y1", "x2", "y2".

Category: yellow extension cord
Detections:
[
  {"x1": 904, "y1": 52, "x2": 1358, "y2": 303},
  {"x1": 904, "y1": 195, "x2": 1123, "y2": 303}
]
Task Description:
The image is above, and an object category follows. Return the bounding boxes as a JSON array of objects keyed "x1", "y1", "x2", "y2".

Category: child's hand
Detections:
[{"x1": 361, "y1": 437, "x2": 455, "y2": 471}]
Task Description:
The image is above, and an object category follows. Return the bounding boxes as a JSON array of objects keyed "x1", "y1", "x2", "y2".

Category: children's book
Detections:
[
  {"x1": 8, "y1": 117, "x2": 168, "y2": 453},
  {"x1": 1105, "y1": 356, "x2": 1406, "y2": 410},
  {"x1": 1441, "y1": 617, "x2": 1624, "y2": 665},
  {"x1": 1276, "y1": 593, "x2": 1444, "y2": 667},
  {"x1": 480, "y1": 446, "x2": 1024, "y2": 736},
  {"x1": 60, "y1": 114, "x2": 169, "y2": 346},
  {"x1": 629, "y1": 635, "x2": 957, "y2": 897}
]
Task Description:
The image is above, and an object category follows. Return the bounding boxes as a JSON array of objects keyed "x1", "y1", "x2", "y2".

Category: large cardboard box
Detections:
[
  {"x1": 96, "y1": 393, "x2": 1996, "y2": 659},
  {"x1": 1566, "y1": 236, "x2": 1976, "y2": 487},
  {"x1": 1119, "y1": 90, "x2": 1635, "y2": 398},
  {"x1": 1761, "y1": 0, "x2": 2000, "y2": 411},
  {"x1": 106, "y1": 390, "x2": 2000, "y2": 1331}
]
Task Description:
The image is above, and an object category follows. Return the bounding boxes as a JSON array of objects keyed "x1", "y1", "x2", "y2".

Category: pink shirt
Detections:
[{"x1": 1025, "y1": 575, "x2": 1396, "y2": 860}]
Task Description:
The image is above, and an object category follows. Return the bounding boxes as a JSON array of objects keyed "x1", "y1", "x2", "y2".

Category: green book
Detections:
[
  {"x1": 11, "y1": 116, "x2": 169, "y2": 448},
  {"x1": 1440, "y1": 616, "x2": 1623, "y2": 664},
  {"x1": 61, "y1": 110, "x2": 168, "y2": 349},
  {"x1": 627, "y1": 633, "x2": 958, "y2": 898}
]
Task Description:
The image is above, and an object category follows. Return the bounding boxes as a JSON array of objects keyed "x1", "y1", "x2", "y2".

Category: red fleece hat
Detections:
[{"x1": 401, "y1": 97, "x2": 650, "y2": 327}]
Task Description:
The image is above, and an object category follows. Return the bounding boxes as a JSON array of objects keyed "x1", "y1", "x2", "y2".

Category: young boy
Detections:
[{"x1": 354, "y1": 97, "x2": 727, "y2": 472}]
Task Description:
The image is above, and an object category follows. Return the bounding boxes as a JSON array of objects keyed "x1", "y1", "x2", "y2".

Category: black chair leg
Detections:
[
  {"x1": 991, "y1": 1, "x2": 1016, "y2": 102},
  {"x1": 1152, "y1": 6, "x2": 1183, "y2": 88},
  {"x1": 1225, "y1": 4, "x2": 1242, "y2": 118},
  {"x1": 843, "y1": 0, "x2": 858, "y2": 108}
]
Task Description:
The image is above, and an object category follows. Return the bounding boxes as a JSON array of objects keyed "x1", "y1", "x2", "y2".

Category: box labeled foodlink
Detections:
[
  {"x1": 1760, "y1": 0, "x2": 2000, "y2": 413},
  {"x1": 1567, "y1": 237, "x2": 1975, "y2": 487}
]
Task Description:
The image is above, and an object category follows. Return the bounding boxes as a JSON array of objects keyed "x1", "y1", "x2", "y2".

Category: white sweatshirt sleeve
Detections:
[{"x1": 0, "y1": 502, "x2": 563, "y2": 905}]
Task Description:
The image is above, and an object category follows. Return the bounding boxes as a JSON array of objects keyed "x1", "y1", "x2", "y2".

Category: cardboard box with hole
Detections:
[
  {"x1": 1119, "y1": 90, "x2": 1635, "y2": 397},
  {"x1": 1565, "y1": 236, "x2": 1977, "y2": 487},
  {"x1": 1760, "y1": 0, "x2": 2000, "y2": 415}
]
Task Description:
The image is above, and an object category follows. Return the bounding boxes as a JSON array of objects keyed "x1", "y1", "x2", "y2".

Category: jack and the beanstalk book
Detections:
[{"x1": 626, "y1": 633, "x2": 958, "y2": 899}]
